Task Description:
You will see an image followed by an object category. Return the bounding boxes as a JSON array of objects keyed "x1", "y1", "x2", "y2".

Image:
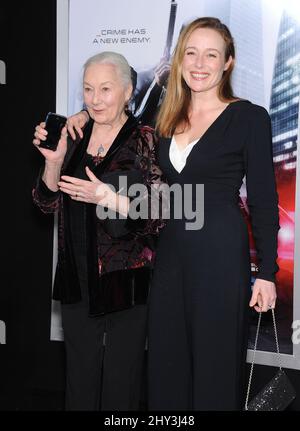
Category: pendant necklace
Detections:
[{"x1": 97, "y1": 143, "x2": 105, "y2": 156}]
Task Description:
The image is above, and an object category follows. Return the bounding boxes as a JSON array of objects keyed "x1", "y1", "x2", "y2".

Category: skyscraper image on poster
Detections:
[
  {"x1": 54, "y1": 0, "x2": 300, "y2": 370},
  {"x1": 267, "y1": 10, "x2": 299, "y2": 354}
]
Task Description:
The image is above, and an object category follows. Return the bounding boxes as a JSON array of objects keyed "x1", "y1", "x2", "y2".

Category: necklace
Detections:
[
  {"x1": 97, "y1": 143, "x2": 105, "y2": 156},
  {"x1": 93, "y1": 117, "x2": 127, "y2": 156}
]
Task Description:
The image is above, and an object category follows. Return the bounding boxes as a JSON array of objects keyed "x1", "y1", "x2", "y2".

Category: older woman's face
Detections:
[
  {"x1": 182, "y1": 27, "x2": 232, "y2": 96},
  {"x1": 83, "y1": 63, "x2": 131, "y2": 126}
]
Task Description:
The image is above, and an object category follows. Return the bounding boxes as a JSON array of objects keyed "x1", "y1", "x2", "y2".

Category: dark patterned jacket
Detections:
[{"x1": 32, "y1": 114, "x2": 165, "y2": 315}]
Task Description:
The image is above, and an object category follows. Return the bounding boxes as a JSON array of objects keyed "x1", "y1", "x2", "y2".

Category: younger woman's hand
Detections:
[
  {"x1": 66, "y1": 111, "x2": 89, "y2": 140},
  {"x1": 249, "y1": 278, "x2": 277, "y2": 312}
]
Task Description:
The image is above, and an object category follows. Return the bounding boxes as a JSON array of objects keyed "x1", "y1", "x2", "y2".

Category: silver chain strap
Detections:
[{"x1": 244, "y1": 308, "x2": 281, "y2": 410}]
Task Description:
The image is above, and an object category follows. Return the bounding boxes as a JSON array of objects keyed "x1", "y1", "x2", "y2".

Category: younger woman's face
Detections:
[{"x1": 182, "y1": 27, "x2": 232, "y2": 96}]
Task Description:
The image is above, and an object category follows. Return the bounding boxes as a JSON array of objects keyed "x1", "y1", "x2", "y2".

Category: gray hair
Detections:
[{"x1": 83, "y1": 51, "x2": 132, "y2": 89}]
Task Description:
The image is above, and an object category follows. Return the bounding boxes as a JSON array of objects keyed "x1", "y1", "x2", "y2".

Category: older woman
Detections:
[{"x1": 32, "y1": 51, "x2": 164, "y2": 410}]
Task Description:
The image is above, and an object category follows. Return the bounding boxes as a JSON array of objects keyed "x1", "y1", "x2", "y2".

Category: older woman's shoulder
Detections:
[
  {"x1": 131, "y1": 122, "x2": 158, "y2": 148},
  {"x1": 136, "y1": 122, "x2": 157, "y2": 136}
]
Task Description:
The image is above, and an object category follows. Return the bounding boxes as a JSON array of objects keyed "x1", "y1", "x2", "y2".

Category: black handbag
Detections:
[{"x1": 244, "y1": 309, "x2": 296, "y2": 411}]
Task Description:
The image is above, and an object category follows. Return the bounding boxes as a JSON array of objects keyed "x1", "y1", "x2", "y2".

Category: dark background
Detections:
[
  {"x1": 0, "y1": 0, "x2": 299, "y2": 411},
  {"x1": 0, "y1": 1, "x2": 64, "y2": 410}
]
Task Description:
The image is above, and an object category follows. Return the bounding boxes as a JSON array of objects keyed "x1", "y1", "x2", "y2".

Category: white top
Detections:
[{"x1": 169, "y1": 136, "x2": 200, "y2": 173}]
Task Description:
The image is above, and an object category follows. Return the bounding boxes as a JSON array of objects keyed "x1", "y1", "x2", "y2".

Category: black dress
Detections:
[{"x1": 147, "y1": 100, "x2": 280, "y2": 411}]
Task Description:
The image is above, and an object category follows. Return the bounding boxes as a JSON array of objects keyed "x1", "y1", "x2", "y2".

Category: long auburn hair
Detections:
[{"x1": 156, "y1": 17, "x2": 236, "y2": 137}]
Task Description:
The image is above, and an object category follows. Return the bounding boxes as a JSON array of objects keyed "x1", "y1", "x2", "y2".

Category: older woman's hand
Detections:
[
  {"x1": 33, "y1": 122, "x2": 68, "y2": 165},
  {"x1": 66, "y1": 111, "x2": 89, "y2": 140},
  {"x1": 58, "y1": 167, "x2": 130, "y2": 216},
  {"x1": 249, "y1": 278, "x2": 277, "y2": 312}
]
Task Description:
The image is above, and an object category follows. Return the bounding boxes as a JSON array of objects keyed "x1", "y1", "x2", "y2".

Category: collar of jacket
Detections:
[
  {"x1": 62, "y1": 113, "x2": 139, "y2": 177},
  {"x1": 56, "y1": 112, "x2": 143, "y2": 314}
]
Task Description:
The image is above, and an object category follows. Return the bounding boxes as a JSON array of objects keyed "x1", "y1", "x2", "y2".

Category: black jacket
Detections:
[{"x1": 33, "y1": 114, "x2": 165, "y2": 315}]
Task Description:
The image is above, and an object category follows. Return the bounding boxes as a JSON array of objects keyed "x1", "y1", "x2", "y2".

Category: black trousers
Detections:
[{"x1": 61, "y1": 298, "x2": 147, "y2": 411}]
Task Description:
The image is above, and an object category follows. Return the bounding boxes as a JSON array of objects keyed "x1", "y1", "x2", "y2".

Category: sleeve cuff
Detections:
[
  {"x1": 37, "y1": 177, "x2": 60, "y2": 200},
  {"x1": 256, "y1": 271, "x2": 276, "y2": 283}
]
